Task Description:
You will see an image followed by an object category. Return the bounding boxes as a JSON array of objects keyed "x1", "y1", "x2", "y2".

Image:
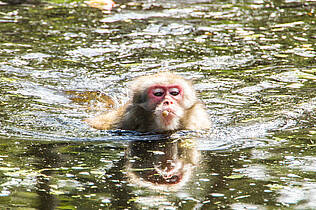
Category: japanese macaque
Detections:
[{"x1": 85, "y1": 72, "x2": 210, "y2": 132}]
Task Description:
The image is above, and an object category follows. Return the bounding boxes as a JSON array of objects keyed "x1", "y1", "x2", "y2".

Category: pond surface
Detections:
[{"x1": 0, "y1": 0, "x2": 315, "y2": 209}]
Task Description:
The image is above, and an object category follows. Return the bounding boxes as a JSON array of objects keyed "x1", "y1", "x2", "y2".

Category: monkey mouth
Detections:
[
  {"x1": 162, "y1": 110, "x2": 170, "y2": 117},
  {"x1": 154, "y1": 108, "x2": 180, "y2": 131},
  {"x1": 160, "y1": 109, "x2": 178, "y2": 127},
  {"x1": 161, "y1": 110, "x2": 176, "y2": 119}
]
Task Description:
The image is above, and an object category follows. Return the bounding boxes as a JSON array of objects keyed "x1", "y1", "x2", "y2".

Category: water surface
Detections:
[{"x1": 0, "y1": 0, "x2": 315, "y2": 209}]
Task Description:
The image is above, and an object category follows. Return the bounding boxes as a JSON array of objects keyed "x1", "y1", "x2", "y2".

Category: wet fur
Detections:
[{"x1": 86, "y1": 72, "x2": 210, "y2": 132}]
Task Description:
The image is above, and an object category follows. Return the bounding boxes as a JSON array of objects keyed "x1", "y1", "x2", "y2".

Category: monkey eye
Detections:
[
  {"x1": 169, "y1": 87, "x2": 180, "y2": 96},
  {"x1": 152, "y1": 88, "x2": 165, "y2": 97}
]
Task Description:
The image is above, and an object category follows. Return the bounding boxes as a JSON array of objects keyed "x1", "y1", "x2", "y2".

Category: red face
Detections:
[
  {"x1": 145, "y1": 84, "x2": 185, "y2": 131},
  {"x1": 147, "y1": 85, "x2": 184, "y2": 130},
  {"x1": 148, "y1": 85, "x2": 183, "y2": 108}
]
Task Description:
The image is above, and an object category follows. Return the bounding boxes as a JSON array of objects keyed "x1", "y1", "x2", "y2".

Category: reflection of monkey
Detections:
[
  {"x1": 125, "y1": 138, "x2": 199, "y2": 191},
  {"x1": 86, "y1": 72, "x2": 210, "y2": 132}
]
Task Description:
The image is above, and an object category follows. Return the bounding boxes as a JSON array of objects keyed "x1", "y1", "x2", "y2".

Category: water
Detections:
[{"x1": 0, "y1": 0, "x2": 315, "y2": 209}]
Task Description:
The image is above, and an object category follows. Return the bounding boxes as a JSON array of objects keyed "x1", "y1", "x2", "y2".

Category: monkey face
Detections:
[
  {"x1": 148, "y1": 85, "x2": 183, "y2": 105},
  {"x1": 147, "y1": 85, "x2": 185, "y2": 131}
]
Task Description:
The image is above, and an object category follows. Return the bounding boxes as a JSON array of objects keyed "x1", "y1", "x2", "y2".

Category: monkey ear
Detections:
[
  {"x1": 183, "y1": 77, "x2": 195, "y2": 87},
  {"x1": 186, "y1": 77, "x2": 194, "y2": 84},
  {"x1": 177, "y1": 72, "x2": 194, "y2": 84}
]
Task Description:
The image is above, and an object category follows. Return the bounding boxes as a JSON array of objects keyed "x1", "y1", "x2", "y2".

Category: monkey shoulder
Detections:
[{"x1": 182, "y1": 102, "x2": 211, "y2": 130}]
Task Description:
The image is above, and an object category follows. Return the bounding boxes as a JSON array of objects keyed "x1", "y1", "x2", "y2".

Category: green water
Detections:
[{"x1": 0, "y1": 0, "x2": 315, "y2": 209}]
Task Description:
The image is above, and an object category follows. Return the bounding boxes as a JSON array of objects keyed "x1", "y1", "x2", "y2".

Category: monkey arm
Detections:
[
  {"x1": 85, "y1": 103, "x2": 132, "y2": 130},
  {"x1": 85, "y1": 110, "x2": 120, "y2": 130}
]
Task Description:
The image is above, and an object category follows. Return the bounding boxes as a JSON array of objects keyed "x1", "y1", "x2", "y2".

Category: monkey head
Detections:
[{"x1": 130, "y1": 72, "x2": 198, "y2": 131}]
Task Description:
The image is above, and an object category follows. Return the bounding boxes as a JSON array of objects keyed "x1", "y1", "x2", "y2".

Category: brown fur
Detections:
[{"x1": 85, "y1": 72, "x2": 210, "y2": 132}]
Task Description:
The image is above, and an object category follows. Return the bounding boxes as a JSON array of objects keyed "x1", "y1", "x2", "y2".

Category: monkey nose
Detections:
[{"x1": 163, "y1": 100, "x2": 173, "y2": 106}]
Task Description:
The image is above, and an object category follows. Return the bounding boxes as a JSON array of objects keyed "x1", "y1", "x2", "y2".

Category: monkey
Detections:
[{"x1": 85, "y1": 72, "x2": 210, "y2": 132}]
